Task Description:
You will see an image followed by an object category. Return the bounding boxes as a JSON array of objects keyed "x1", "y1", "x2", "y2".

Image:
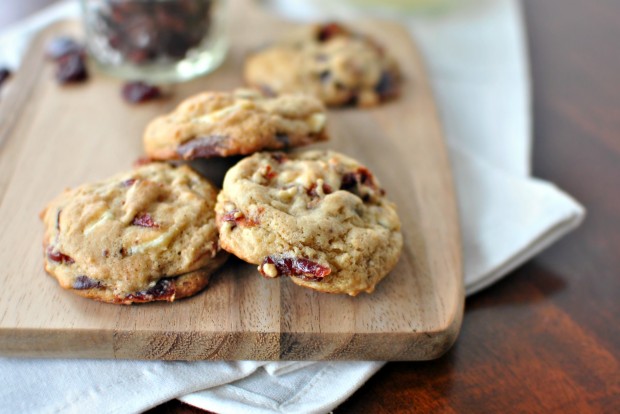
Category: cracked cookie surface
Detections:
[
  {"x1": 215, "y1": 150, "x2": 403, "y2": 296},
  {"x1": 144, "y1": 89, "x2": 328, "y2": 161},
  {"x1": 244, "y1": 23, "x2": 401, "y2": 107},
  {"x1": 40, "y1": 162, "x2": 227, "y2": 304}
]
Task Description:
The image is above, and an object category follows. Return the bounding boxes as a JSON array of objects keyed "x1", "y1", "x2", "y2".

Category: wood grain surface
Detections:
[{"x1": 0, "y1": 1, "x2": 463, "y2": 361}]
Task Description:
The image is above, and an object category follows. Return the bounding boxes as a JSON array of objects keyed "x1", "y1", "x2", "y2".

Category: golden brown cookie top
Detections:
[
  {"x1": 41, "y1": 163, "x2": 224, "y2": 303},
  {"x1": 244, "y1": 23, "x2": 401, "y2": 107},
  {"x1": 215, "y1": 150, "x2": 403, "y2": 296},
  {"x1": 143, "y1": 89, "x2": 328, "y2": 161}
]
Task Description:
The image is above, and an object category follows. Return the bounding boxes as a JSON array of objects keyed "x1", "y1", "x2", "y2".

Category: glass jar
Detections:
[{"x1": 80, "y1": 0, "x2": 228, "y2": 83}]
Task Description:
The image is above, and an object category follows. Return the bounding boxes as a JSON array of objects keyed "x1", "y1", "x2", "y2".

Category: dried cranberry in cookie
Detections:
[
  {"x1": 40, "y1": 162, "x2": 227, "y2": 304},
  {"x1": 215, "y1": 150, "x2": 403, "y2": 296},
  {"x1": 259, "y1": 255, "x2": 331, "y2": 282},
  {"x1": 73, "y1": 275, "x2": 101, "y2": 290},
  {"x1": 316, "y1": 22, "x2": 349, "y2": 42},
  {"x1": 131, "y1": 212, "x2": 159, "y2": 228},
  {"x1": 143, "y1": 89, "x2": 329, "y2": 161},
  {"x1": 46, "y1": 246, "x2": 75, "y2": 265}
]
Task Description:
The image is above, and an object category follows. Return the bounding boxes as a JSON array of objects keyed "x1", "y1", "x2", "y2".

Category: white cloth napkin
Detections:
[{"x1": 0, "y1": 0, "x2": 585, "y2": 413}]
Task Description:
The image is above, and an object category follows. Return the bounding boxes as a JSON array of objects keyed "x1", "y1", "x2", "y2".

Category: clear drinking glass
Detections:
[{"x1": 80, "y1": 0, "x2": 228, "y2": 83}]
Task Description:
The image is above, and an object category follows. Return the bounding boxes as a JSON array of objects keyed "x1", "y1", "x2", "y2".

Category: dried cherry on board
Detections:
[
  {"x1": 121, "y1": 81, "x2": 162, "y2": 104},
  {"x1": 0, "y1": 68, "x2": 11, "y2": 89},
  {"x1": 55, "y1": 53, "x2": 89, "y2": 84}
]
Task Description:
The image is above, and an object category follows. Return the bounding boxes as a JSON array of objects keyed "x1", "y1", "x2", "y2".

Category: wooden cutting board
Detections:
[{"x1": 0, "y1": 0, "x2": 463, "y2": 361}]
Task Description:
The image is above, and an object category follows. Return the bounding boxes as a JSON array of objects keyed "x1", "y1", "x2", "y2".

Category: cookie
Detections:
[
  {"x1": 215, "y1": 150, "x2": 402, "y2": 296},
  {"x1": 244, "y1": 22, "x2": 401, "y2": 107},
  {"x1": 40, "y1": 162, "x2": 227, "y2": 304},
  {"x1": 143, "y1": 89, "x2": 329, "y2": 161}
]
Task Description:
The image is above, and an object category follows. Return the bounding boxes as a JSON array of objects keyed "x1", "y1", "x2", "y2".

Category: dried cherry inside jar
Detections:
[{"x1": 81, "y1": 0, "x2": 228, "y2": 82}]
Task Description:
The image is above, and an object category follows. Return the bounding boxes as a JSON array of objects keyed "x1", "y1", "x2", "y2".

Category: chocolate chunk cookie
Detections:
[
  {"x1": 143, "y1": 89, "x2": 329, "y2": 161},
  {"x1": 244, "y1": 22, "x2": 401, "y2": 107},
  {"x1": 40, "y1": 163, "x2": 227, "y2": 304},
  {"x1": 215, "y1": 150, "x2": 403, "y2": 296}
]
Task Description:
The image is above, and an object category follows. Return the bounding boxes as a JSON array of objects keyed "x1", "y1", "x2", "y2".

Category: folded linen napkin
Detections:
[{"x1": 0, "y1": 0, "x2": 584, "y2": 413}]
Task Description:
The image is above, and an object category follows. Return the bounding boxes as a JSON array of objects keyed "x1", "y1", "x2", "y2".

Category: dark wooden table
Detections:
[{"x1": 3, "y1": 1, "x2": 619, "y2": 412}]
